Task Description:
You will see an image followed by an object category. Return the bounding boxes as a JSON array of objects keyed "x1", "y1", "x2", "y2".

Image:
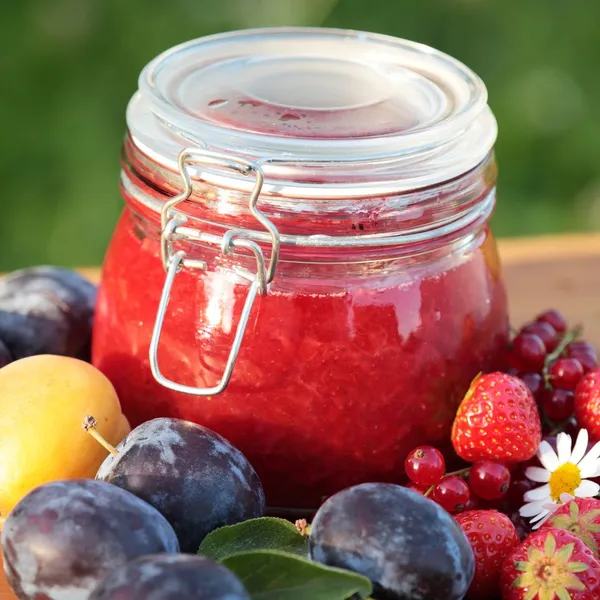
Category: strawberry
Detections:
[
  {"x1": 451, "y1": 372, "x2": 542, "y2": 463},
  {"x1": 574, "y1": 370, "x2": 600, "y2": 441},
  {"x1": 540, "y1": 498, "x2": 600, "y2": 557},
  {"x1": 455, "y1": 509, "x2": 519, "y2": 599},
  {"x1": 501, "y1": 528, "x2": 600, "y2": 599}
]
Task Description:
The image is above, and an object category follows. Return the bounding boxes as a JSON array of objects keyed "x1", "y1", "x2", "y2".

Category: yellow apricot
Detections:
[{"x1": 0, "y1": 355, "x2": 130, "y2": 517}]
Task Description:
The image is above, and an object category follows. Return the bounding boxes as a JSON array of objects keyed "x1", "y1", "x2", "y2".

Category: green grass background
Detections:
[{"x1": 2, "y1": 0, "x2": 600, "y2": 270}]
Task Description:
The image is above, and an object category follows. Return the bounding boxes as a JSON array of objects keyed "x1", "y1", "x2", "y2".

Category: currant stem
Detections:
[
  {"x1": 444, "y1": 467, "x2": 471, "y2": 479},
  {"x1": 424, "y1": 485, "x2": 435, "y2": 497},
  {"x1": 543, "y1": 326, "x2": 583, "y2": 388},
  {"x1": 82, "y1": 415, "x2": 119, "y2": 457}
]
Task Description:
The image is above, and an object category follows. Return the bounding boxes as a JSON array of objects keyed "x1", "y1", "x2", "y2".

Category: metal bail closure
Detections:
[{"x1": 149, "y1": 147, "x2": 280, "y2": 396}]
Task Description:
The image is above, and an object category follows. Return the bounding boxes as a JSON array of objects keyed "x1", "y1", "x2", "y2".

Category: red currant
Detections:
[
  {"x1": 519, "y1": 372, "x2": 544, "y2": 399},
  {"x1": 501, "y1": 477, "x2": 536, "y2": 512},
  {"x1": 561, "y1": 416, "x2": 580, "y2": 437},
  {"x1": 567, "y1": 340, "x2": 597, "y2": 354},
  {"x1": 468, "y1": 460, "x2": 511, "y2": 500},
  {"x1": 463, "y1": 496, "x2": 481, "y2": 511},
  {"x1": 404, "y1": 446, "x2": 445, "y2": 487},
  {"x1": 536, "y1": 309, "x2": 567, "y2": 334},
  {"x1": 542, "y1": 388, "x2": 575, "y2": 421},
  {"x1": 566, "y1": 341, "x2": 599, "y2": 373},
  {"x1": 430, "y1": 476, "x2": 470, "y2": 514},
  {"x1": 509, "y1": 333, "x2": 547, "y2": 372},
  {"x1": 520, "y1": 321, "x2": 559, "y2": 352},
  {"x1": 405, "y1": 482, "x2": 428, "y2": 495},
  {"x1": 549, "y1": 358, "x2": 584, "y2": 391}
]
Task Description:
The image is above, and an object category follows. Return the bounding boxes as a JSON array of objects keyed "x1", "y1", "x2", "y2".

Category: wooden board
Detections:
[{"x1": 0, "y1": 233, "x2": 599, "y2": 597}]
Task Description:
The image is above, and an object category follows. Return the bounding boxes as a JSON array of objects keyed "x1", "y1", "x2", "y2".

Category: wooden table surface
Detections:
[{"x1": 1, "y1": 233, "x2": 600, "y2": 597}]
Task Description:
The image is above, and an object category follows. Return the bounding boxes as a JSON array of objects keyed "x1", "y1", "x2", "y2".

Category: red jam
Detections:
[
  {"x1": 94, "y1": 210, "x2": 507, "y2": 509},
  {"x1": 92, "y1": 28, "x2": 509, "y2": 510}
]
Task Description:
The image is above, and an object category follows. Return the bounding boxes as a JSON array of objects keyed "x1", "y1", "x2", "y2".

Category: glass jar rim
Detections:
[{"x1": 127, "y1": 27, "x2": 497, "y2": 198}]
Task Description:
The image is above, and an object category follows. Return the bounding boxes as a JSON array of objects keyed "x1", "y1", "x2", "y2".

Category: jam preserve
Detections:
[{"x1": 93, "y1": 28, "x2": 509, "y2": 510}]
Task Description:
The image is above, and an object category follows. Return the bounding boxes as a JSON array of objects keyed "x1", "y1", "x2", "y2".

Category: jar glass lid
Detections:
[{"x1": 128, "y1": 27, "x2": 497, "y2": 196}]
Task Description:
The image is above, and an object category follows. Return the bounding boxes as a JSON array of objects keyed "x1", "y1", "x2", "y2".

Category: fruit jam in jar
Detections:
[{"x1": 93, "y1": 28, "x2": 509, "y2": 511}]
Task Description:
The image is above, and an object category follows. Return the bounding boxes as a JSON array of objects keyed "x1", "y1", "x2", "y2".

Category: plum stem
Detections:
[{"x1": 82, "y1": 415, "x2": 119, "y2": 456}]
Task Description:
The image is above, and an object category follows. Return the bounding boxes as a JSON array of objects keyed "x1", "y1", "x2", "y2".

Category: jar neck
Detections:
[{"x1": 121, "y1": 135, "x2": 497, "y2": 265}]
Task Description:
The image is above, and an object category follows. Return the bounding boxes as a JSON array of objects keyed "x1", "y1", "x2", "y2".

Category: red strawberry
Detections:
[
  {"x1": 451, "y1": 372, "x2": 542, "y2": 462},
  {"x1": 455, "y1": 509, "x2": 519, "y2": 599},
  {"x1": 540, "y1": 498, "x2": 600, "y2": 557},
  {"x1": 574, "y1": 370, "x2": 600, "y2": 441},
  {"x1": 501, "y1": 528, "x2": 600, "y2": 599}
]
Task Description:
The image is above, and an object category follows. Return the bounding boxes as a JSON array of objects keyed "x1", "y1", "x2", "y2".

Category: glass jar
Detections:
[{"x1": 93, "y1": 27, "x2": 509, "y2": 511}]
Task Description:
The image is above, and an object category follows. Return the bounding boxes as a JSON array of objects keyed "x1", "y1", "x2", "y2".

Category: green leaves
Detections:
[
  {"x1": 223, "y1": 550, "x2": 372, "y2": 600},
  {"x1": 198, "y1": 517, "x2": 372, "y2": 600},
  {"x1": 199, "y1": 517, "x2": 309, "y2": 560}
]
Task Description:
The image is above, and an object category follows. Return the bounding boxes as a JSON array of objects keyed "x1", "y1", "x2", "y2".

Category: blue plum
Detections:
[
  {"x1": 1, "y1": 479, "x2": 179, "y2": 600},
  {"x1": 96, "y1": 417, "x2": 266, "y2": 552},
  {"x1": 309, "y1": 483, "x2": 474, "y2": 600},
  {"x1": 89, "y1": 554, "x2": 251, "y2": 600},
  {"x1": 0, "y1": 266, "x2": 96, "y2": 360}
]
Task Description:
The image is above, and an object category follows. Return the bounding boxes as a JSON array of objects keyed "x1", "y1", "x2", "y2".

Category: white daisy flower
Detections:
[{"x1": 520, "y1": 429, "x2": 600, "y2": 529}]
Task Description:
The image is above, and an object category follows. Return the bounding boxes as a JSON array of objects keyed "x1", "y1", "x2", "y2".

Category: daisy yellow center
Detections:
[{"x1": 549, "y1": 463, "x2": 582, "y2": 502}]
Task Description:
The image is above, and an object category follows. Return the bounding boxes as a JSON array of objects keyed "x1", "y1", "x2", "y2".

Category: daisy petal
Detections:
[
  {"x1": 530, "y1": 509, "x2": 551, "y2": 524},
  {"x1": 579, "y1": 461, "x2": 600, "y2": 479},
  {"x1": 578, "y1": 441, "x2": 600, "y2": 477},
  {"x1": 542, "y1": 500, "x2": 558, "y2": 512},
  {"x1": 559, "y1": 493, "x2": 575, "y2": 505},
  {"x1": 538, "y1": 441, "x2": 559, "y2": 471},
  {"x1": 557, "y1": 432, "x2": 573, "y2": 465},
  {"x1": 520, "y1": 500, "x2": 547, "y2": 518},
  {"x1": 532, "y1": 512, "x2": 553, "y2": 530},
  {"x1": 572, "y1": 429, "x2": 590, "y2": 465},
  {"x1": 525, "y1": 466, "x2": 551, "y2": 483},
  {"x1": 575, "y1": 480, "x2": 600, "y2": 498},
  {"x1": 524, "y1": 484, "x2": 551, "y2": 502}
]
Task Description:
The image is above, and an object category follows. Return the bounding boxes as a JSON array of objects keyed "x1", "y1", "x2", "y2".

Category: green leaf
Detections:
[
  {"x1": 570, "y1": 501, "x2": 580, "y2": 519},
  {"x1": 199, "y1": 517, "x2": 309, "y2": 561},
  {"x1": 222, "y1": 549, "x2": 372, "y2": 600}
]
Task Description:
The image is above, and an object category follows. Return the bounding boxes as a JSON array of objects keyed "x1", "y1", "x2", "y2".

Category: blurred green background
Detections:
[{"x1": 3, "y1": 0, "x2": 600, "y2": 270}]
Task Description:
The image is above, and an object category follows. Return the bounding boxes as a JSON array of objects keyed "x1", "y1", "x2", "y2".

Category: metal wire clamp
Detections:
[{"x1": 149, "y1": 148, "x2": 281, "y2": 396}]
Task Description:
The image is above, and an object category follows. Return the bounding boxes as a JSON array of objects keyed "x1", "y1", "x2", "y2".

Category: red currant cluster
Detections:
[
  {"x1": 404, "y1": 446, "x2": 511, "y2": 514},
  {"x1": 508, "y1": 309, "x2": 598, "y2": 427}
]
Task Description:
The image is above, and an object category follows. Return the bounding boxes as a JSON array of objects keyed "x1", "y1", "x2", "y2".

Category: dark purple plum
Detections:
[
  {"x1": 89, "y1": 554, "x2": 251, "y2": 600},
  {"x1": 96, "y1": 417, "x2": 266, "y2": 553},
  {"x1": 0, "y1": 266, "x2": 96, "y2": 360},
  {"x1": 1, "y1": 479, "x2": 179, "y2": 600},
  {"x1": 309, "y1": 483, "x2": 474, "y2": 600},
  {"x1": 0, "y1": 337, "x2": 12, "y2": 368}
]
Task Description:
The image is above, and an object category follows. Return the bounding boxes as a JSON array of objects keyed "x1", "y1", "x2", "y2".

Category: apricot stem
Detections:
[{"x1": 82, "y1": 415, "x2": 119, "y2": 457}]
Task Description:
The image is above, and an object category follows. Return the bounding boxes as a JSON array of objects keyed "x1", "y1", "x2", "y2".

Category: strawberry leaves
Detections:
[{"x1": 547, "y1": 499, "x2": 600, "y2": 557}]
